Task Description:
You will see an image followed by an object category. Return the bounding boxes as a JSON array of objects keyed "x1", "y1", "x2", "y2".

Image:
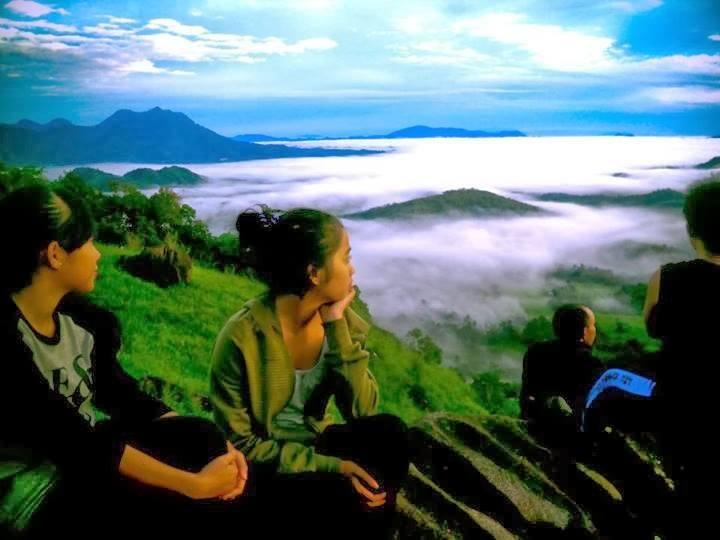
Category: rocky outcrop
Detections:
[{"x1": 394, "y1": 413, "x2": 673, "y2": 539}]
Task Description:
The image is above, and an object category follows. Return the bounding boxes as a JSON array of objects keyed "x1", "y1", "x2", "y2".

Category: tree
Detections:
[{"x1": 0, "y1": 162, "x2": 46, "y2": 195}]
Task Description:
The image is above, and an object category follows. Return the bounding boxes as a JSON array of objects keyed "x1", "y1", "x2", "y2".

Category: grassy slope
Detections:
[{"x1": 91, "y1": 244, "x2": 486, "y2": 424}]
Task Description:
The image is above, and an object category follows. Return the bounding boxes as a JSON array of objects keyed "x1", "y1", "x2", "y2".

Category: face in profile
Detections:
[
  {"x1": 55, "y1": 238, "x2": 101, "y2": 294},
  {"x1": 314, "y1": 227, "x2": 355, "y2": 303},
  {"x1": 582, "y1": 306, "x2": 597, "y2": 346}
]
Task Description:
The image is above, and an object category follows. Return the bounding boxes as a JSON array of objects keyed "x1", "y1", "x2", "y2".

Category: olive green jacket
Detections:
[{"x1": 209, "y1": 294, "x2": 379, "y2": 474}]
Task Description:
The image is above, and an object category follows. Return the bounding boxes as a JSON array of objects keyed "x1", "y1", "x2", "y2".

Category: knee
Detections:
[
  {"x1": 370, "y1": 413, "x2": 408, "y2": 438},
  {"x1": 367, "y1": 414, "x2": 410, "y2": 459}
]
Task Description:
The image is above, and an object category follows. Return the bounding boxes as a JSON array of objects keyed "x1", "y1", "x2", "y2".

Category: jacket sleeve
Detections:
[
  {"x1": 322, "y1": 307, "x2": 379, "y2": 420},
  {"x1": 209, "y1": 323, "x2": 342, "y2": 475}
]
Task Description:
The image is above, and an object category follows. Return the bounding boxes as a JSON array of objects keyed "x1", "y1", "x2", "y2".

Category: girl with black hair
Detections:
[
  {"x1": 0, "y1": 185, "x2": 253, "y2": 538},
  {"x1": 210, "y1": 205, "x2": 410, "y2": 539}
]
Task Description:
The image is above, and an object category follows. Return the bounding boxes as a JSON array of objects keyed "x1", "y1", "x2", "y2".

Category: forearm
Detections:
[{"x1": 118, "y1": 444, "x2": 198, "y2": 498}]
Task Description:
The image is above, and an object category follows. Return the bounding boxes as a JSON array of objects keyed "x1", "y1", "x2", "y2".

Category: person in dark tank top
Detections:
[{"x1": 643, "y1": 177, "x2": 720, "y2": 538}]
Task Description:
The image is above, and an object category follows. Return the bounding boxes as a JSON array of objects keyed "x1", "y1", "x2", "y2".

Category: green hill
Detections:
[
  {"x1": 345, "y1": 189, "x2": 543, "y2": 220},
  {"x1": 536, "y1": 189, "x2": 684, "y2": 209},
  {"x1": 90, "y1": 244, "x2": 487, "y2": 424},
  {"x1": 71, "y1": 166, "x2": 205, "y2": 190},
  {"x1": 122, "y1": 166, "x2": 204, "y2": 188},
  {"x1": 697, "y1": 156, "x2": 720, "y2": 169}
]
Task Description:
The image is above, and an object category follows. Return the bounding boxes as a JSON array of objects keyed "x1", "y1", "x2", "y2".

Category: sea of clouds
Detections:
[{"x1": 47, "y1": 136, "x2": 720, "y2": 378}]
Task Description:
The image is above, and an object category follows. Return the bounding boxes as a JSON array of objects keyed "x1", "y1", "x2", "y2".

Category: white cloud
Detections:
[
  {"x1": 0, "y1": 25, "x2": 20, "y2": 38},
  {"x1": 83, "y1": 23, "x2": 137, "y2": 37},
  {"x1": 391, "y1": 12, "x2": 720, "y2": 80},
  {"x1": 117, "y1": 59, "x2": 195, "y2": 76},
  {"x1": 140, "y1": 31, "x2": 336, "y2": 62},
  {"x1": 12, "y1": 37, "x2": 74, "y2": 50},
  {"x1": 5, "y1": 0, "x2": 68, "y2": 17},
  {"x1": 106, "y1": 16, "x2": 137, "y2": 25},
  {"x1": 625, "y1": 53, "x2": 720, "y2": 76},
  {"x1": 454, "y1": 13, "x2": 618, "y2": 73},
  {"x1": 710, "y1": 34, "x2": 720, "y2": 42},
  {"x1": 393, "y1": 14, "x2": 437, "y2": 35},
  {"x1": 394, "y1": 41, "x2": 491, "y2": 67},
  {"x1": 0, "y1": 17, "x2": 76, "y2": 32},
  {"x1": 139, "y1": 32, "x2": 211, "y2": 62},
  {"x1": 145, "y1": 18, "x2": 208, "y2": 36},
  {"x1": 189, "y1": 8, "x2": 203, "y2": 17},
  {"x1": 608, "y1": 0, "x2": 663, "y2": 13},
  {"x1": 642, "y1": 85, "x2": 720, "y2": 104},
  {"x1": 2, "y1": 28, "x2": 114, "y2": 44},
  {"x1": 241, "y1": 0, "x2": 338, "y2": 9}
]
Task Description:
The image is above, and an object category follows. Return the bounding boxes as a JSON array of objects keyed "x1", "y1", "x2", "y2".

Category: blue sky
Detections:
[{"x1": 1, "y1": 0, "x2": 719, "y2": 136}]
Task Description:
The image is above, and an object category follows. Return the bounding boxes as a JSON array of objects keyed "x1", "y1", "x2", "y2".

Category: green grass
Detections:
[
  {"x1": 90, "y1": 244, "x2": 488, "y2": 422},
  {"x1": 90, "y1": 244, "x2": 659, "y2": 424}
]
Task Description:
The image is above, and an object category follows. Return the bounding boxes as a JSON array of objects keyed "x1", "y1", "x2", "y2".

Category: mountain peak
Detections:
[
  {"x1": 46, "y1": 118, "x2": 73, "y2": 129},
  {"x1": 98, "y1": 107, "x2": 195, "y2": 129}
]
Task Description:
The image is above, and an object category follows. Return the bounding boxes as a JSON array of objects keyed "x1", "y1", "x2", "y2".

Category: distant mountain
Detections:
[
  {"x1": 70, "y1": 166, "x2": 204, "y2": 190},
  {"x1": 384, "y1": 125, "x2": 526, "y2": 138},
  {"x1": 232, "y1": 134, "x2": 285, "y2": 142},
  {"x1": 536, "y1": 189, "x2": 684, "y2": 209},
  {"x1": 15, "y1": 118, "x2": 74, "y2": 132},
  {"x1": 602, "y1": 132, "x2": 635, "y2": 137},
  {"x1": 344, "y1": 189, "x2": 543, "y2": 220},
  {"x1": 0, "y1": 107, "x2": 380, "y2": 166},
  {"x1": 696, "y1": 156, "x2": 720, "y2": 169},
  {"x1": 232, "y1": 125, "x2": 527, "y2": 142}
]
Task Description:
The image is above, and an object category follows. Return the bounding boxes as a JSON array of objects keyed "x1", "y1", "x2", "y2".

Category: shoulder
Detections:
[
  {"x1": 214, "y1": 295, "x2": 269, "y2": 354},
  {"x1": 57, "y1": 294, "x2": 120, "y2": 336},
  {"x1": 523, "y1": 341, "x2": 553, "y2": 366},
  {"x1": 57, "y1": 295, "x2": 123, "y2": 355},
  {"x1": 659, "y1": 259, "x2": 703, "y2": 281},
  {"x1": 527, "y1": 340, "x2": 555, "y2": 355}
]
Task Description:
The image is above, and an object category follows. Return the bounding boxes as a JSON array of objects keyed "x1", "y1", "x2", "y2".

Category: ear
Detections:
[
  {"x1": 307, "y1": 263, "x2": 321, "y2": 286},
  {"x1": 44, "y1": 241, "x2": 67, "y2": 270}
]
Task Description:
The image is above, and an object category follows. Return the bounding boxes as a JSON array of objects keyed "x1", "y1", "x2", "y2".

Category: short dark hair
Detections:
[
  {"x1": 552, "y1": 304, "x2": 590, "y2": 343},
  {"x1": 684, "y1": 177, "x2": 720, "y2": 255},
  {"x1": 234, "y1": 205, "x2": 344, "y2": 297},
  {"x1": 0, "y1": 184, "x2": 96, "y2": 294}
]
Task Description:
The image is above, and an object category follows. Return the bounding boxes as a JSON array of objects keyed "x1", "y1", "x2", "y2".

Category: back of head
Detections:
[
  {"x1": 552, "y1": 304, "x2": 589, "y2": 344},
  {"x1": 684, "y1": 178, "x2": 720, "y2": 255},
  {"x1": 235, "y1": 205, "x2": 343, "y2": 297},
  {"x1": 0, "y1": 184, "x2": 96, "y2": 295}
]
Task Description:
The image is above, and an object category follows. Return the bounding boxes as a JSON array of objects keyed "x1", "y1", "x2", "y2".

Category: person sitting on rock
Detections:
[
  {"x1": 520, "y1": 304, "x2": 604, "y2": 434},
  {"x1": 209, "y1": 205, "x2": 410, "y2": 539},
  {"x1": 642, "y1": 178, "x2": 720, "y2": 537},
  {"x1": 0, "y1": 185, "x2": 255, "y2": 539}
]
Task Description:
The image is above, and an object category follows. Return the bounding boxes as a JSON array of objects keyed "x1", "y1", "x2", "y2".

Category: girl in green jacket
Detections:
[{"x1": 210, "y1": 206, "x2": 409, "y2": 539}]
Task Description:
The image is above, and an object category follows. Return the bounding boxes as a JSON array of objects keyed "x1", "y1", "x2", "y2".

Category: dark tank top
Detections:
[{"x1": 653, "y1": 259, "x2": 720, "y2": 406}]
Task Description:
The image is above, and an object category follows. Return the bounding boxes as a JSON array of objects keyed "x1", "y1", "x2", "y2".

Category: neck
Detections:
[
  {"x1": 702, "y1": 253, "x2": 720, "y2": 266},
  {"x1": 275, "y1": 291, "x2": 325, "y2": 332},
  {"x1": 11, "y1": 275, "x2": 66, "y2": 329}
]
